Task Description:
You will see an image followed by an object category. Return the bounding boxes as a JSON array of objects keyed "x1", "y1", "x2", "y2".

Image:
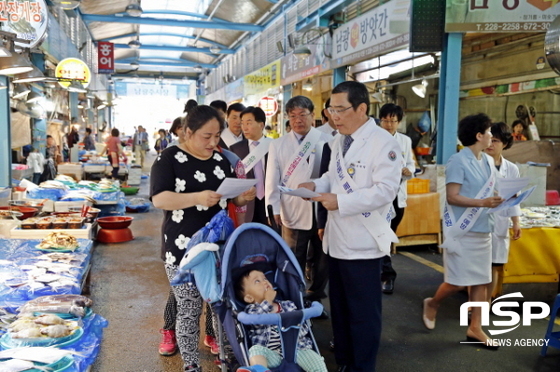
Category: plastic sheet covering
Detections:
[
  {"x1": 0, "y1": 239, "x2": 93, "y2": 312},
  {"x1": 27, "y1": 188, "x2": 66, "y2": 201},
  {"x1": 0, "y1": 312, "x2": 108, "y2": 372},
  {"x1": 172, "y1": 210, "x2": 235, "y2": 302},
  {"x1": 125, "y1": 198, "x2": 150, "y2": 213},
  {"x1": 95, "y1": 191, "x2": 122, "y2": 202}
]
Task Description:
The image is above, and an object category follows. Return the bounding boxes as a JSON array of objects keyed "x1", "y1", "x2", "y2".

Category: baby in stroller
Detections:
[{"x1": 233, "y1": 262, "x2": 327, "y2": 372}]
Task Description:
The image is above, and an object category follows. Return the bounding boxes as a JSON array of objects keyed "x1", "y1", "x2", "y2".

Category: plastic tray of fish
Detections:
[{"x1": 0, "y1": 347, "x2": 78, "y2": 372}]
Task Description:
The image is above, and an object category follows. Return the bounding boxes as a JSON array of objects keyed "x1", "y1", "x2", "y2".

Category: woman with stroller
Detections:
[{"x1": 151, "y1": 105, "x2": 256, "y2": 372}]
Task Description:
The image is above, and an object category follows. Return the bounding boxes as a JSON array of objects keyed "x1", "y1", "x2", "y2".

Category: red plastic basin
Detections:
[
  {"x1": 0, "y1": 206, "x2": 38, "y2": 220},
  {"x1": 546, "y1": 190, "x2": 560, "y2": 206},
  {"x1": 97, "y1": 227, "x2": 134, "y2": 243},
  {"x1": 97, "y1": 216, "x2": 134, "y2": 229}
]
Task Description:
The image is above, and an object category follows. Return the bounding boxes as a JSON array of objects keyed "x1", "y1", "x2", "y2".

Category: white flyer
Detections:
[
  {"x1": 278, "y1": 186, "x2": 321, "y2": 198},
  {"x1": 216, "y1": 178, "x2": 257, "y2": 199},
  {"x1": 488, "y1": 186, "x2": 536, "y2": 214},
  {"x1": 496, "y1": 177, "x2": 530, "y2": 201}
]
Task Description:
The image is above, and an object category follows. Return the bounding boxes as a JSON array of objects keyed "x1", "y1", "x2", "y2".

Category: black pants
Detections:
[
  {"x1": 251, "y1": 196, "x2": 268, "y2": 225},
  {"x1": 381, "y1": 197, "x2": 405, "y2": 282},
  {"x1": 282, "y1": 219, "x2": 327, "y2": 300},
  {"x1": 329, "y1": 256, "x2": 382, "y2": 372},
  {"x1": 108, "y1": 154, "x2": 120, "y2": 179}
]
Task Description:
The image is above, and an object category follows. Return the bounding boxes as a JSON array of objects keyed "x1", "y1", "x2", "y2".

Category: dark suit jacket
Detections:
[
  {"x1": 218, "y1": 137, "x2": 229, "y2": 150},
  {"x1": 229, "y1": 139, "x2": 269, "y2": 224}
]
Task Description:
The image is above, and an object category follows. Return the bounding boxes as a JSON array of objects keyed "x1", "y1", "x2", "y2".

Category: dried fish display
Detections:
[
  {"x1": 7, "y1": 314, "x2": 79, "y2": 339},
  {"x1": 18, "y1": 295, "x2": 93, "y2": 318},
  {"x1": 36, "y1": 232, "x2": 78, "y2": 251}
]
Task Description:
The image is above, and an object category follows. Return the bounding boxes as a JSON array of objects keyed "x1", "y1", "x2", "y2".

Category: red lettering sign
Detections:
[{"x1": 97, "y1": 41, "x2": 114, "y2": 74}]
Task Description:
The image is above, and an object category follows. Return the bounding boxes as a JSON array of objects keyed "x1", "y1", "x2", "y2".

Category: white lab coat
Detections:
[
  {"x1": 265, "y1": 128, "x2": 330, "y2": 230},
  {"x1": 492, "y1": 157, "x2": 521, "y2": 264},
  {"x1": 394, "y1": 132, "x2": 416, "y2": 208},
  {"x1": 27, "y1": 152, "x2": 45, "y2": 174},
  {"x1": 316, "y1": 123, "x2": 338, "y2": 138},
  {"x1": 221, "y1": 127, "x2": 243, "y2": 148},
  {"x1": 314, "y1": 119, "x2": 402, "y2": 260}
]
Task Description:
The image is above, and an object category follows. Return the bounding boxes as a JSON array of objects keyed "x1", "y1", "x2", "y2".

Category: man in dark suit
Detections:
[
  {"x1": 230, "y1": 106, "x2": 272, "y2": 225},
  {"x1": 219, "y1": 102, "x2": 246, "y2": 150}
]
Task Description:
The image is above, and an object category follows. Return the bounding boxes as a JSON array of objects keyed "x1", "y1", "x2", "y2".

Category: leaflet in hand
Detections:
[
  {"x1": 216, "y1": 178, "x2": 258, "y2": 199},
  {"x1": 496, "y1": 177, "x2": 530, "y2": 201},
  {"x1": 278, "y1": 186, "x2": 320, "y2": 198},
  {"x1": 488, "y1": 186, "x2": 536, "y2": 214}
]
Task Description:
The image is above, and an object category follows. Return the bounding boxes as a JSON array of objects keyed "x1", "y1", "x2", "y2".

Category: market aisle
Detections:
[{"x1": 89, "y1": 151, "x2": 216, "y2": 372}]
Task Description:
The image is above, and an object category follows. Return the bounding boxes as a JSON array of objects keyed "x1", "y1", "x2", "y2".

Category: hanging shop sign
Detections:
[
  {"x1": 97, "y1": 42, "x2": 114, "y2": 74},
  {"x1": 244, "y1": 60, "x2": 281, "y2": 96},
  {"x1": 257, "y1": 96, "x2": 279, "y2": 117},
  {"x1": 331, "y1": 0, "x2": 410, "y2": 68},
  {"x1": 55, "y1": 58, "x2": 91, "y2": 89},
  {"x1": 460, "y1": 77, "x2": 560, "y2": 98},
  {"x1": 225, "y1": 78, "x2": 244, "y2": 102},
  {"x1": 0, "y1": 0, "x2": 48, "y2": 49},
  {"x1": 280, "y1": 44, "x2": 332, "y2": 86},
  {"x1": 445, "y1": 0, "x2": 559, "y2": 32}
]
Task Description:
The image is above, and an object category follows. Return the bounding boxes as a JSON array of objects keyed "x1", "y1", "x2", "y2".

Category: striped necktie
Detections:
[
  {"x1": 251, "y1": 141, "x2": 265, "y2": 200},
  {"x1": 342, "y1": 135, "x2": 353, "y2": 157}
]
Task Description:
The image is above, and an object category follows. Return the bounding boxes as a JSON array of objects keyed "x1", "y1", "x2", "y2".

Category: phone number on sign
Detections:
[{"x1": 476, "y1": 22, "x2": 549, "y2": 32}]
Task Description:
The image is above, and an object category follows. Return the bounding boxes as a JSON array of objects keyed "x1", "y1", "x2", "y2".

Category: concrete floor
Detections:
[{"x1": 89, "y1": 152, "x2": 560, "y2": 372}]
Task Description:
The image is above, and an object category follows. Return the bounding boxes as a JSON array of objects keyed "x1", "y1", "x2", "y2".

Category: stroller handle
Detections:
[{"x1": 237, "y1": 301, "x2": 323, "y2": 326}]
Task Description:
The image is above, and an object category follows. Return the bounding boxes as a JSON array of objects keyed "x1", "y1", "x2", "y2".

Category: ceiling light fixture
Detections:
[
  {"x1": 128, "y1": 39, "x2": 141, "y2": 49},
  {"x1": 371, "y1": 91, "x2": 383, "y2": 103},
  {"x1": 209, "y1": 46, "x2": 221, "y2": 54},
  {"x1": 12, "y1": 84, "x2": 31, "y2": 99},
  {"x1": 0, "y1": 40, "x2": 11, "y2": 57},
  {"x1": 303, "y1": 78, "x2": 313, "y2": 91},
  {"x1": 26, "y1": 90, "x2": 43, "y2": 103},
  {"x1": 0, "y1": 39, "x2": 33, "y2": 75},
  {"x1": 412, "y1": 79, "x2": 428, "y2": 98},
  {"x1": 52, "y1": 0, "x2": 81, "y2": 10},
  {"x1": 294, "y1": 46, "x2": 312, "y2": 60},
  {"x1": 12, "y1": 65, "x2": 46, "y2": 83},
  {"x1": 97, "y1": 103, "x2": 107, "y2": 110},
  {"x1": 125, "y1": 1, "x2": 143, "y2": 17},
  {"x1": 67, "y1": 79, "x2": 87, "y2": 93}
]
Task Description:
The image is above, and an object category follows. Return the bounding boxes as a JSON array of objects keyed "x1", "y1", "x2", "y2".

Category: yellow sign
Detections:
[
  {"x1": 55, "y1": 58, "x2": 91, "y2": 89},
  {"x1": 244, "y1": 60, "x2": 280, "y2": 96}
]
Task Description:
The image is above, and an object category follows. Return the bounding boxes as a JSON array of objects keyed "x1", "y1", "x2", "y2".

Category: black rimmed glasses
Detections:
[{"x1": 327, "y1": 106, "x2": 353, "y2": 115}]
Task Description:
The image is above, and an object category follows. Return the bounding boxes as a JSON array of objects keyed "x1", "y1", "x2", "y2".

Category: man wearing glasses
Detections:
[
  {"x1": 265, "y1": 96, "x2": 331, "y2": 305},
  {"x1": 378, "y1": 103, "x2": 416, "y2": 295},
  {"x1": 299, "y1": 81, "x2": 401, "y2": 372}
]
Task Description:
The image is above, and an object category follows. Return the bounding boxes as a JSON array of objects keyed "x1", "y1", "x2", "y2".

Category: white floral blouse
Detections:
[{"x1": 150, "y1": 146, "x2": 235, "y2": 264}]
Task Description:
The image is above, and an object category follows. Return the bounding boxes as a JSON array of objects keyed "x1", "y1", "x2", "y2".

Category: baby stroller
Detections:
[{"x1": 215, "y1": 222, "x2": 324, "y2": 372}]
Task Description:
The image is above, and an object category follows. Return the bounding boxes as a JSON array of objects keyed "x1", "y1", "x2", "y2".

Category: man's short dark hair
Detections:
[
  {"x1": 210, "y1": 100, "x2": 227, "y2": 113},
  {"x1": 331, "y1": 81, "x2": 370, "y2": 110},
  {"x1": 379, "y1": 103, "x2": 404, "y2": 122},
  {"x1": 458, "y1": 113, "x2": 492, "y2": 146},
  {"x1": 227, "y1": 103, "x2": 246, "y2": 116},
  {"x1": 85, "y1": 128, "x2": 92, "y2": 134},
  {"x1": 240, "y1": 106, "x2": 266, "y2": 124}
]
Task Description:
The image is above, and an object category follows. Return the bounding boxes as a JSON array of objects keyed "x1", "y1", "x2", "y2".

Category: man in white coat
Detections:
[
  {"x1": 265, "y1": 95, "x2": 331, "y2": 303},
  {"x1": 378, "y1": 103, "x2": 416, "y2": 294},
  {"x1": 299, "y1": 81, "x2": 402, "y2": 372}
]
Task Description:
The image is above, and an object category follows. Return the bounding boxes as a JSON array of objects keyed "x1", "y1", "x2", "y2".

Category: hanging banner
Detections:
[
  {"x1": 331, "y1": 0, "x2": 410, "y2": 68},
  {"x1": 257, "y1": 96, "x2": 279, "y2": 117},
  {"x1": 280, "y1": 43, "x2": 332, "y2": 86},
  {"x1": 125, "y1": 83, "x2": 178, "y2": 98},
  {"x1": 0, "y1": 0, "x2": 48, "y2": 49},
  {"x1": 244, "y1": 60, "x2": 281, "y2": 96},
  {"x1": 55, "y1": 58, "x2": 91, "y2": 89},
  {"x1": 97, "y1": 41, "x2": 114, "y2": 74},
  {"x1": 445, "y1": 0, "x2": 560, "y2": 32}
]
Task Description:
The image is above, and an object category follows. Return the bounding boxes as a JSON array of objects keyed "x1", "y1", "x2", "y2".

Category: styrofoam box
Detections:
[
  {"x1": 84, "y1": 165, "x2": 106, "y2": 173},
  {"x1": 10, "y1": 223, "x2": 97, "y2": 240},
  {"x1": 54, "y1": 200, "x2": 93, "y2": 212},
  {"x1": 24, "y1": 197, "x2": 55, "y2": 212}
]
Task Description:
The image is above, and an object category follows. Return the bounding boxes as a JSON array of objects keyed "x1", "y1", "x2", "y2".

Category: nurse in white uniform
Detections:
[
  {"x1": 422, "y1": 113, "x2": 504, "y2": 348},
  {"x1": 485, "y1": 122, "x2": 522, "y2": 301}
]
